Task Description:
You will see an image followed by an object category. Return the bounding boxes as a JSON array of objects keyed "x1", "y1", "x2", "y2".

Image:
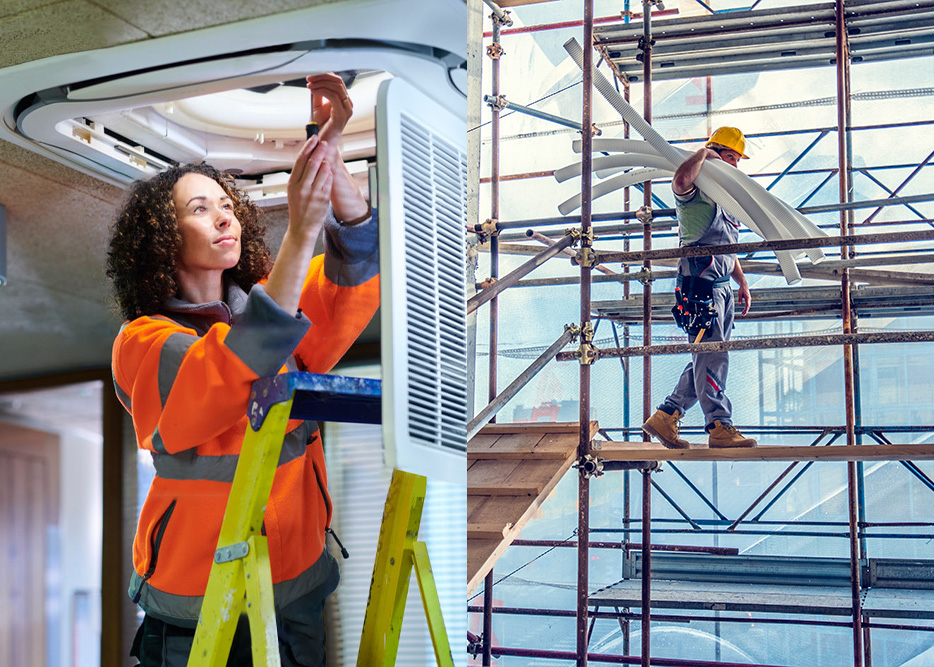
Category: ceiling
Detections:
[{"x1": 0, "y1": 0, "x2": 464, "y2": 384}]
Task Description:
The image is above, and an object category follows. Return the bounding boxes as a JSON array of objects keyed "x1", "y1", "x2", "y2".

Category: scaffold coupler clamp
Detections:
[
  {"x1": 635, "y1": 205, "x2": 653, "y2": 227},
  {"x1": 487, "y1": 42, "x2": 505, "y2": 60},
  {"x1": 467, "y1": 632, "x2": 483, "y2": 658},
  {"x1": 574, "y1": 321, "x2": 598, "y2": 365},
  {"x1": 567, "y1": 226, "x2": 594, "y2": 247},
  {"x1": 590, "y1": 123, "x2": 602, "y2": 137},
  {"x1": 636, "y1": 35, "x2": 656, "y2": 61},
  {"x1": 486, "y1": 94, "x2": 507, "y2": 112},
  {"x1": 633, "y1": 268, "x2": 656, "y2": 286},
  {"x1": 574, "y1": 246, "x2": 598, "y2": 269},
  {"x1": 576, "y1": 453, "x2": 605, "y2": 479},
  {"x1": 564, "y1": 322, "x2": 582, "y2": 342},
  {"x1": 491, "y1": 8, "x2": 513, "y2": 28},
  {"x1": 475, "y1": 217, "x2": 499, "y2": 242}
]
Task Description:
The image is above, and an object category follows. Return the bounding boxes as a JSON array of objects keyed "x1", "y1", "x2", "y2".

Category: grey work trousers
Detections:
[
  {"x1": 662, "y1": 284, "x2": 735, "y2": 428},
  {"x1": 131, "y1": 552, "x2": 339, "y2": 667}
]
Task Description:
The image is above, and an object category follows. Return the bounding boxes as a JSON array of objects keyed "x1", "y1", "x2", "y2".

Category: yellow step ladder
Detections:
[
  {"x1": 357, "y1": 469, "x2": 454, "y2": 667},
  {"x1": 185, "y1": 372, "x2": 452, "y2": 666}
]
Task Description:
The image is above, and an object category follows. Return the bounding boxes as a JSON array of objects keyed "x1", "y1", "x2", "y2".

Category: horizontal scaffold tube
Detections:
[
  {"x1": 487, "y1": 646, "x2": 795, "y2": 667},
  {"x1": 556, "y1": 330, "x2": 934, "y2": 361},
  {"x1": 596, "y1": 228, "x2": 934, "y2": 265}
]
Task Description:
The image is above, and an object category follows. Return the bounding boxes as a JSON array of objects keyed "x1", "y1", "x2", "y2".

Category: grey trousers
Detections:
[
  {"x1": 132, "y1": 552, "x2": 340, "y2": 667},
  {"x1": 662, "y1": 284, "x2": 735, "y2": 428}
]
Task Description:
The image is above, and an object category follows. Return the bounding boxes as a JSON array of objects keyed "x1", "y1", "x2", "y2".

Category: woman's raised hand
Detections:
[
  {"x1": 307, "y1": 73, "x2": 370, "y2": 225},
  {"x1": 287, "y1": 134, "x2": 333, "y2": 242}
]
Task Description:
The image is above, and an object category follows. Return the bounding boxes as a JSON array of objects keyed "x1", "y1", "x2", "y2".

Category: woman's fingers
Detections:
[
  {"x1": 289, "y1": 134, "x2": 320, "y2": 188},
  {"x1": 306, "y1": 74, "x2": 353, "y2": 135},
  {"x1": 290, "y1": 139, "x2": 331, "y2": 208}
]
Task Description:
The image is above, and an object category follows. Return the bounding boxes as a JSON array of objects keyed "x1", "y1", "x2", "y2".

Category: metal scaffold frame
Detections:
[{"x1": 469, "y1": 1, "x2": 934, "y2": 666}]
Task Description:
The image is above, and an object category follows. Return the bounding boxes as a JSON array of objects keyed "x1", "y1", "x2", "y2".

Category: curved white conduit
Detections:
[
  {"x1": 562, "y1": 38, "x2": 827, "y2": 283},
  {"x1": 556, "y1": 151, "x2": 804, "y2": 283},
  {"x1": 558, "y1": 167, "x2": 671, "y2": 216},
  {"x1": 577, "y1": 138, "x2": 828, "y2": 264}
]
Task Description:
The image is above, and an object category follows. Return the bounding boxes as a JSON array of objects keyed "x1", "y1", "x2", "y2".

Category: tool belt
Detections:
[{"x1": 671, "y1": 275, "x2": 728, "y2": 336}]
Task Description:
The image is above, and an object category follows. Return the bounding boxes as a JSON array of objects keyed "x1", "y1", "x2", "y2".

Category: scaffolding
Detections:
[{"x1": 468, "y1": 1, "x2": 934, "y2": 666}]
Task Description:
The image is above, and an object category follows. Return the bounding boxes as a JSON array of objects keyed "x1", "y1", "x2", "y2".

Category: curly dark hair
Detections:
[{"x1": 106, "y1": 163, "x2": 271, "y2": 321}]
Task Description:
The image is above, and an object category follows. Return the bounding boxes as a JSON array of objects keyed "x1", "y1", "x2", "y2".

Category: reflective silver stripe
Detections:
[
  {"x1": 151, "y1": 427, "x2": 168, "y2": 455},
  {"x1": 152, "y1": 427, "x2": 314, "y2": 482},
  {"x1": 157, "y1": 332, "x2": 196, "y2": 408},
  {"x1": 129, "y1": 545, "x2": 336, "y2": 625},
  {"x1": 279, "y1": 422, "x2": 314, "y2": 467},
  {"x1": 152, "y1": 450, "x2": 239, "y2": 482},
  {"x1": 112, "y1": 373, "x2": 131, "y2": 412},
  {"x1": 223, "y1": 285, "x2": 309, "y2": 377},
  {"x1": 128, "y1": 570, "x2": 202, "y2": 626}
]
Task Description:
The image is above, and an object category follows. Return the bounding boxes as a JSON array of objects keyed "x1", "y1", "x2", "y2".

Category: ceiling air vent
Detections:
[{"x1": 0, "y1": 0, "x2": 466, "y2": 195}]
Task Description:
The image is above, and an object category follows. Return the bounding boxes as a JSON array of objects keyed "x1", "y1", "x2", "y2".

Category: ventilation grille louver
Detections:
[{"x1": 399, "y1": 112, "x2": 468, "y2": 452}]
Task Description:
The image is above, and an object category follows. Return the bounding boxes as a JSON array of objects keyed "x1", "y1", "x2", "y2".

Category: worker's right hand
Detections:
[
  {"x1": 287, "y1": 134, "x2": 333, "y2": 242},
  {"x1": 705, "y1": 147, "x2": 723, "y2": 161}
]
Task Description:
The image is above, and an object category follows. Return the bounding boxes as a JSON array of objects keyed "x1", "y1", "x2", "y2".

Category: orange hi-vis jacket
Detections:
[{"x1": 112, "y1": 212, "x2": 379, "y2": 626}]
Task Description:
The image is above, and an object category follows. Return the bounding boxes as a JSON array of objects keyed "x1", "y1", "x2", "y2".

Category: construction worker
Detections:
[
  {"x1": 107, "y1": 74, "x2": 378, "y2": 666},
  {"x1": 642, "y1": 127, "x2": 757, "y2": 449}
]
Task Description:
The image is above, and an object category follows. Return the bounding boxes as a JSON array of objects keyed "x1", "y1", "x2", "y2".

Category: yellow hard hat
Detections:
[{"x1": 706, "y1": 127, "x2": 749, "y2": 159}]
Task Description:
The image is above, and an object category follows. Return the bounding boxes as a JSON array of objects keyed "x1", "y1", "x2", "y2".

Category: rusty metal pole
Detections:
[
  {"x1": 483, "y1": 11, "x2": 506, "y2": 665},
  {"x1": 835, "y1": 1, "x2": 864, "y2": 665},
  {"x1": 640, "y1": 0, "x2": 654, "y2": 434},
  {"x1": 640, "y1": 3, "x2": 654, "y2": 665},
  {"x1": 578, "y1": 2, "x2": 595, "y2": 665},
  {"x1": 623, "y1": 79, "x2": 633, "y2": 549},
  {"x1": 483, "y1": 570, "x2": 494, "y2": 666},
  {"x1": 641, "y1": 468, "x2": 652, "y2": 667},
  {"x1": 488, "y1": 10, "x2": 504, "y2": 414}
]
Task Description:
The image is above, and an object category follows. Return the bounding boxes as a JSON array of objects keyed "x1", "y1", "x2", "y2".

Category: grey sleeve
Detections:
[
  {"x1": 223, "y1": 284, "x2": 311, "y2": 376},
  {"x1": 322, "y1": 206, "x2": 379, "y2": 287}
]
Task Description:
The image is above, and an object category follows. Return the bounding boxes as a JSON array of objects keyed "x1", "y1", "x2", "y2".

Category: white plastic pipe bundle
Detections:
[{"x1": 561, "y1": 38, "x2": 827, "y2": 285}]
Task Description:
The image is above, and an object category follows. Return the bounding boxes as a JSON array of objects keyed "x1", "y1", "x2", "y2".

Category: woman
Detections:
[{"x1": 107, "y1": 74, "x2": 379, "y2": 666}]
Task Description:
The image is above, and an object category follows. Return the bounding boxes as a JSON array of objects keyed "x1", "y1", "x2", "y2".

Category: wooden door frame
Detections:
[
  {"x1": 0, "y1": 369, "x2": 125, "y2": 667},
  {"x1": 0, "y1": 420, "x2": 60, "y2": 667}
]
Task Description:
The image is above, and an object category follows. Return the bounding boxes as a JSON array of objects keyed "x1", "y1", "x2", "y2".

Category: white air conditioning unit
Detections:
[{"x1": 377, "y1": 77, "x2": 468, "y2": 485}]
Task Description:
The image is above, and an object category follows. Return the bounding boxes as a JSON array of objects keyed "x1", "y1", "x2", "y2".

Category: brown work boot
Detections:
[
  {"x1": 708, "y1": 421, "x2": 757, "y2": 448},
  {"x1": 642, "y1": 409, "x2": 691, "y2": 449}
]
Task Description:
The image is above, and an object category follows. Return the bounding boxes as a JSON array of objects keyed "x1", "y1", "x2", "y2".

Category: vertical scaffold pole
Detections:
[
  {"x1": 483, "y1": 8, "x2": 505, "y2": 665},
  {"x1": 641, "y1": 469, "x2": 652, "y2": 667},
  {"x1": 835, "y1": 1, "x2": 864, "y2": 665},
  {"x1": 640, "y1": 3, "x2": 654, "y2": 665},
  {"x1": 577, "y1": 2, "x2": 595, "y2": 666},
  {"x1": 488, "y1": 6, "x2": 502, "y2": 417}
]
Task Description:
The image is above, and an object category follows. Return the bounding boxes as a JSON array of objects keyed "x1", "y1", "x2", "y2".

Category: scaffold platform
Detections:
[
  {"x1": 467, "y1": 422, "x2": 599, "y2": 594},
  {"x1": 595, "y1": 440, "x2": 934, "y2": 462},
  {"x1": 591, "y1": 553, "x2": 934, "y2": 621}
]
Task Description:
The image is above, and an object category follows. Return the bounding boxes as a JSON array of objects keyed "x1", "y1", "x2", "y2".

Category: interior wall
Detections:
[{"x1": 59, "y1": 427, "x2": 103, "y2": 667}]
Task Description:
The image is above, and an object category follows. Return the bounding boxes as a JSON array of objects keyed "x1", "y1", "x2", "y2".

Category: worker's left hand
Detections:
[
  {"x1": 737, "y1": 281, "x2": 751, "y2": 316},
  {"x1": 306, "y1": 73, "x2": 369, "y2": 224},
  {"x1": 307, "y1": 73, "x2": 353, "y2": 144}
]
